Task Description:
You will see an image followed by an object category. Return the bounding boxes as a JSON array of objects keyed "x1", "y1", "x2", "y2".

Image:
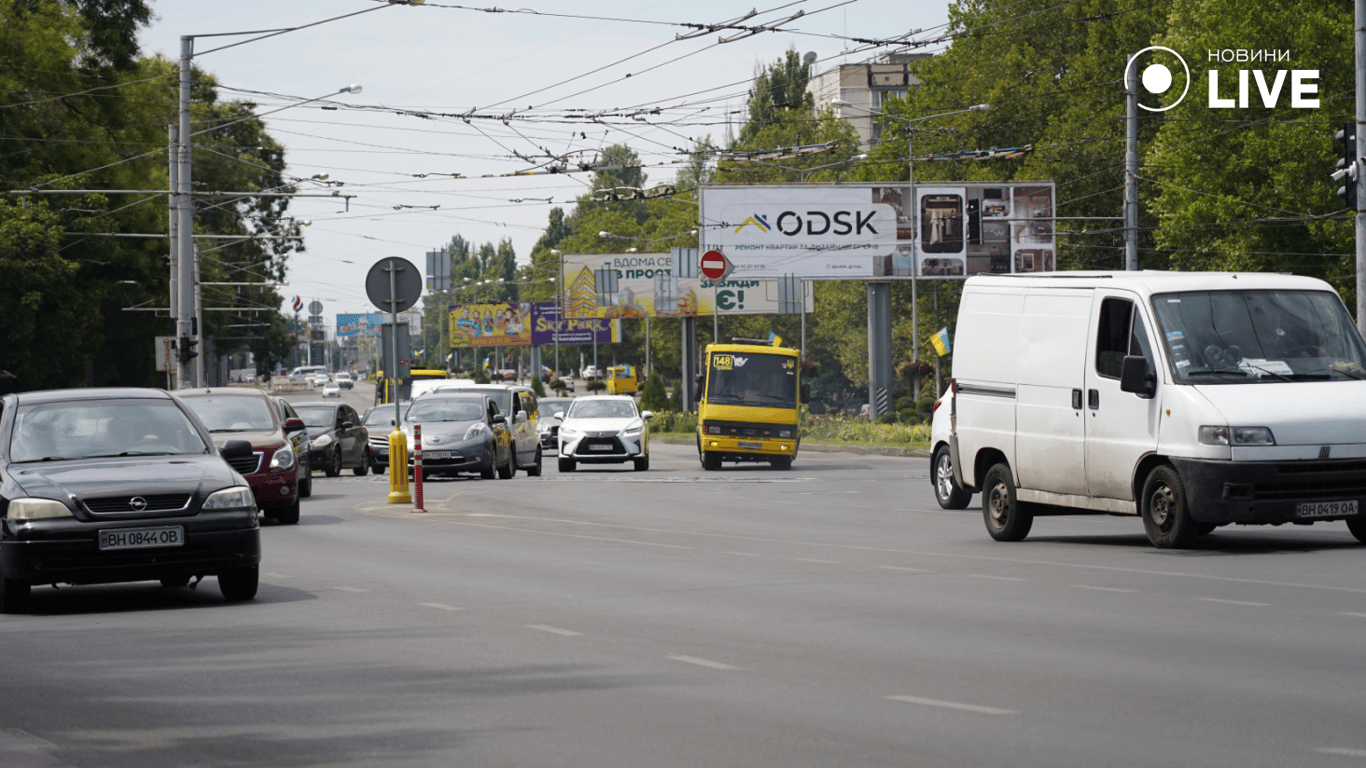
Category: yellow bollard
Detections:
[{"x1": 387, "y1": 429, "x2": 411, "y2": 503}]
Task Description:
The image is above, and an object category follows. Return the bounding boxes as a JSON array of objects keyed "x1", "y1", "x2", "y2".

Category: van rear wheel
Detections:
[
  {"x1": 933, "y1": 446, "x2": 972, "y2": 510},
  {"x1": 1142, "y1": 465, "x2": 1197, "y2": 549},
  {"x1": 983, "y1": 463, "x2": 1033, "y2": 541}
]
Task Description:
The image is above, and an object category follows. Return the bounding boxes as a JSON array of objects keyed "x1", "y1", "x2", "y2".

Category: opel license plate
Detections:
[
  {"x1": 99, "y1": 526, "x2": 184, "y2": 551},
  {"x1": 1295, "y1": 500, "x2": 1358, "y2": 518}
]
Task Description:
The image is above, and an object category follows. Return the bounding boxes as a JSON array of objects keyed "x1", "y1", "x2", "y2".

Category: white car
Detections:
[
  {"x1": 580, "y1": 365, "x2": 600, "y2": 381},
  {"x1": 334, "y1": 372, "x2": 353, "y2": 389},
  {"x1": 310, "y1": 373, "x2": 329, "y2": 388},
  {"x1": 556, "y1": 395, "x2": 652, "y2": 472},
  {"x1": 321, "y1": 381, "x2": 341, "y2": 398}
]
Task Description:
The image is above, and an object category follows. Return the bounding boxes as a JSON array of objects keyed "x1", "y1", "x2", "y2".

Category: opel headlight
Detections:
[
  {"x1": 8, "y1": 498, "x2": 73, "y2": 520},
  {"x1": 203, "y1": 486, "x2": 254, "y2": 510},
  {"x1": 1199, "y1": 426, "x2": 1276, "y2": 446},
  {"x1": 311, "y1": 433, "x2": 333, "y2": 449},
  {"x1": 269, "y1": 445, "x2": 296, "y2": 471}
]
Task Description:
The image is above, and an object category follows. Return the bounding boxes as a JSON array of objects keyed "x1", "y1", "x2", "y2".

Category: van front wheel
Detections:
[
  {"x1": 983, "y1": 463, "x2": 1032, "y2": 542},
  {"x1": 1346, "y1": 516, "x2": 1366, "y2": 544},
  {"x1": 1142, "y1": 465, "x2": 1197, "y2": 549}
]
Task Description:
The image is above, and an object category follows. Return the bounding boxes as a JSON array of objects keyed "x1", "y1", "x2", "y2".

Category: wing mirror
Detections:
[
  {"x1": 1119, "y1": 355, "x2": 1156, "y2": 398},
  {"x1": 283, "y1": 417, "x2": 306, "y2": 434},
  {"x1": 220, "y1": 439, "x2": 253, "y2": 459}
]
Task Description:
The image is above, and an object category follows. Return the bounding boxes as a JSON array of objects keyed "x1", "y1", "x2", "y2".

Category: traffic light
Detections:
[
  {"x1": 1334, "y1": 123, "x2": 1357, "y2": 207},
  {"x1": 178, "y1": 335, "x2": 198, "y2": 365}
]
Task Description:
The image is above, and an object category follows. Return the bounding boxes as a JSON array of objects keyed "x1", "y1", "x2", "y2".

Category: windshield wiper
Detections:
[{"x1": 1185, "y1": 369, "x2": 1250, "y2": 377}]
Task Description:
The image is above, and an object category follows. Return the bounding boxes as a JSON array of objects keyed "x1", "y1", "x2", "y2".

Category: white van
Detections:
[{"x1": 930, "y1": 271, "x2": 1366, "y2": 548}]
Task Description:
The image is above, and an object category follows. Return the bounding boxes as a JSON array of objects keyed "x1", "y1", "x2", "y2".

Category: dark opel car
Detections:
[{"x1": 0, "y1": 388, "x2": 261, "y2": 613}]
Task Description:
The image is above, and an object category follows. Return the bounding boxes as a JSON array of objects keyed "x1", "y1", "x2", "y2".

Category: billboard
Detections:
[
  {"x1": 448, "y1": 302, "x2": 621, "y2": 348},
  {"x1": 559, "y1": 251, "x2": 813, "y2": 319},
  {"x1": 700, "y1": 182, "x2": 1056, "y2": 279},
  {"x1": 337, "y1": 313, "x2": 383, "y2": 337}
]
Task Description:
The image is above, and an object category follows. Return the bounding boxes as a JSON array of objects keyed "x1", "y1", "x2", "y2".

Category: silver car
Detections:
[{"x1": 556, "y1": 395, "x2": 652, "y2": 472}]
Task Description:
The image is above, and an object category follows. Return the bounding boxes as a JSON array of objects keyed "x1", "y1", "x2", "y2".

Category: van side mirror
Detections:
[
  {"x1": 800, "y1": 383, "x2": 811, "y2": 405},
  {"x1": 1119, "y1": 355, "x2": 1156, "y2": 398}
]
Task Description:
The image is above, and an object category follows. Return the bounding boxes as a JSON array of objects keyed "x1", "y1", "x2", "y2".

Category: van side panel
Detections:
[
  {"x1": 1014, "y1": 292, "x2": 1091, "y2": 494},
  {"x1": 953, "y1": 289, "x2": 1024, "y2": 486}
]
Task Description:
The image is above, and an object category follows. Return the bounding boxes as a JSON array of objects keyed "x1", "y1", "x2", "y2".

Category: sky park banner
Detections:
[
  {"x1": 447, "y1": 302, "x2": 620, "y2": 349},
  {"x1": 699, "y1": 182, "x2": 1056, "y2": 279},
  {"x1": 559, "y1": 251, "x2": 814, "y2": 320}
]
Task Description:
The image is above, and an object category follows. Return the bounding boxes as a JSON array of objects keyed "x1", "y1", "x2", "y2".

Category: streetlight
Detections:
[{"x1": 831, "y1": 98, "x2": 987, "y2": 411}]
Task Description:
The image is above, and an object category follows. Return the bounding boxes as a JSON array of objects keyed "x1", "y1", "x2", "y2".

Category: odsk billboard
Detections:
[{"x1": 700, "y1": 182, "x2": 1056, "y2": 279}]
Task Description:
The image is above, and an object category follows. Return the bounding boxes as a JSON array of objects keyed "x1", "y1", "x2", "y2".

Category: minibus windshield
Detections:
[{"x1": 1152, "y1": 289, "x2": 1366, "y2": 384}]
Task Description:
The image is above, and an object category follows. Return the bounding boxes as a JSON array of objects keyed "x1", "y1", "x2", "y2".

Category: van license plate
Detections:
[
  {"x1": 99, "y1": 526, "x2": 184, "y2": 551},
  {"x1": 737, "y1": 441, "x2": 763, "y2": 450},
  {"x1": 1296, "y1": 500, "x2": 1358, "y2": 518}
]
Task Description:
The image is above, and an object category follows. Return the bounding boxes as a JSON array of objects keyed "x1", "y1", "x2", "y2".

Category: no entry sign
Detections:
[{"x1": 700, "y1": 249, "x2": 732, "y2": 281}]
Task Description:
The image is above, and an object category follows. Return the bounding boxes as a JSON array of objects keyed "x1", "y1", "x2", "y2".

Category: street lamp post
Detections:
[{"x1": 831, "y1": 99, "x2": 987, "y2": 415}]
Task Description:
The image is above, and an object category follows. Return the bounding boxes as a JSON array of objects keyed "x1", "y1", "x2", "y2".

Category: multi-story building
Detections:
[{"x1": 807, "y1": 53, "x2": 933, "y2": 152}]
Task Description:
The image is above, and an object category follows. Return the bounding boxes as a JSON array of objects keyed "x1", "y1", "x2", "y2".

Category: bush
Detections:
[
  {"x1": 472, "y1": 368, "x2": 491, "y2": 384},
  {"x1": 640, "y1": 370, "x2": 669, "y2": 412},
  {"x1": 916, "y1": 396, "x2": 936, "y2": 420},
  {"x1": 668, "y1": 381, "x2": 685, "y2": 411},
  {"x1": 877, "y1": 413, "x2": 898, "y2": 425},
  {"x1": 898, "y1": 410, "x2": 923, "y2": 425},
  {"x1": 895, "y1": 396, "x2": 917, "y2": 413},
  {"x1": 531, "y1": 375, "x2": 545, "y2": 396},
  {"x1": 650, "y1": 410, "x2": 697, "y2": 434},
  {"x1": 586, "y1": 379, "x2": 607, "y2": 393}
]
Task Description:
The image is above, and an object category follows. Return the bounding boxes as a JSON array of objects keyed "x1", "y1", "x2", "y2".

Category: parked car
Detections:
[
  {"x1": 556, "y1": 395, "x2": 652, "y2": 472},
  {"x1": 537, "y1": 396, "x2": 575, "y2": 451},
  {"x1": 268, "y1": 396, "x2": 312, "y2": 498},
  {"x1": 175, "y1": 388, "x2": 306, "y2": 524},
  {"x1": 292, "y1": 401, "x2": 370, "y2": 477},
  {"x1": 334, "y1": 372, "x2": 354, "y2": 389},
  {"x1": 419, "y1": 383, "x2": 542, "y2": 476},
  {"x1": 581, "y1": 365, "x2": 600, "y2": 381},
  {"x1": 321, "y1": 380, "x2": 341, "y2": 398},
  {"x1": 0, "y1": 387, "x2": 261, "y2": 612},
  {"x1": 557, "y1": 376, "x2": 576, "y2": 393},
  {"x1": 400, "y1": 394, "x2": 512, "y2": 479}
]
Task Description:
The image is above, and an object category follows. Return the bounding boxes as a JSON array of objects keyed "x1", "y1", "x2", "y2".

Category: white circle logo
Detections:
[{"x1": 1126, "y1": 47, "x2": 1190, "y2": 112}]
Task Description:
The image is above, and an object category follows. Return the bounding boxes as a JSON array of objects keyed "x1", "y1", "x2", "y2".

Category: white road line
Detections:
[
  {"x1": 969, "y1": 574, "x2": 1024, "y2": 582},
  {"x1": 1196, "y1": 597, "x2": 1270, "y2": 607},
  {"x1": 721, "y1": 551, "x2": 762, "y2": 557},
  {"x1": 528, "y1": 625, "x2": 583, "y2": 636},
  {"x1": 262, "y1": 571, "x2": 291, "y2": 578},
  {"x1": 668, "y1": 655, "x2": 744, "y2": 671},
  {"x1": 1071, "y1": 585, "x2": 1138, "y2": 593},
  {"x1": 1316, "y1": 747, "x2": 1366, "y2": 758},
  {"x1": 886, "y1": 695, "x2": 1016, "y2": 715},
  {"x1": 795, "y1": 558, "x2": 839, "y2": 564},
  {"x1": 877, "y1": 565, "x2": 930, "y2": 573},
  {"x1": 420, "y1": 602, "x2": 462, "y2": 611},
  {"x1": 1339, "y1": 612, "x2": 1366, "y2": 618},
  {"x1": 335, "y1": 586, "x2": 367, "y2": 593}
]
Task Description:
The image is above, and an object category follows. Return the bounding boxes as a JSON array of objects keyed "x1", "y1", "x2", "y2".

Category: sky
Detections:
[{"x1": 138, "y1": 0, "x2": 952, "y2": 331}]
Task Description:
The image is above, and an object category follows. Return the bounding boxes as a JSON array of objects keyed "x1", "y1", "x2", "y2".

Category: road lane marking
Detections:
[
  {"x1": 421, "y1": 602, "x2": 462, "y2": 611},
  {"x1": 969, "y1": 574, "x2": 1024, "y2": 582},
  {"x1": 795, "y1": 558, "x2": 839, "y2": 564},
  {"x1": 1071, "y1": 585, "x2": 1138, "y2": 593},
  {"x1": 1339, "y1": 612, "x2": 1366, "y2": 618},
  {"x1": 528, "y1": 625, "x2": 583, "y2": 636},
  {"x1": 1196, "y1": 597, "x2": 1270, "y2": 607},
  {"x1": 668, "y1": 655, "x2": 743, "y2": 671},
  {"x1": 335, "y1": 586, "x2": 367, "y2": 593},
  {"x1": 877, "y1": 565, "x2": 930, "y2": 573},
  {"x1": 886, "y1": 695, "x2": 1016, "y2": 715},
  {"x1": 1316, "y1": 748, "x2": 1366, "y2": 758},
  {"x1": 262, "y1": 571, "x2": 291, "y2": 578},
  {"x1": 721, "y1": 551, "x2": 762, "y2": 557}
]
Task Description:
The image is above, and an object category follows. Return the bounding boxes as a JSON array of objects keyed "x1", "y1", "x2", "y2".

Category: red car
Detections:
[{"x1": 176, "y1": 388, "x2": 307, "y2": 524}]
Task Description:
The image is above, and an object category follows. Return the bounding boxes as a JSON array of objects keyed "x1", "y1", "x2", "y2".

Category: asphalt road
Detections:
[{"x1": 2, "y1": 382, "x2": 1365, "y2": 767}]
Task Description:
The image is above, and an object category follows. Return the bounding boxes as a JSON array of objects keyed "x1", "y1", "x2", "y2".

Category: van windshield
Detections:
[{"x1": 1152, "y1": 289, "x2": 1366, "y2": 384}]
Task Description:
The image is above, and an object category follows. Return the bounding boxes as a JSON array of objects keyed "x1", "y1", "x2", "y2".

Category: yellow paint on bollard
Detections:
[{"x1": 388, "y1": 429, "x2": 411, "y2": 503}]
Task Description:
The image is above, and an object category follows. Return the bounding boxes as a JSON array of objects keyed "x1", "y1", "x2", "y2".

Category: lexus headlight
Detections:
[
  {"x1": 269, "y1": 445, "x2": 296, "y2": 470},
  {"x1": 8, "y1": 498, "x2": 73, "y2": 521},
  {"x1": 311, "y1": 433, "x2": 333, "y2": 449},
  {"x1": 1199, "y1": 426, "x2": 1276, "y2": 446},
  {"x1": 559, "y1": 426, "x2": 579, "y2": 438},
  {"x1": 623, "y1": 423, "x2": 642, "y2": 436},
  {"x1": 465, "y1": 422, "x2": 489, "y2": 439},
  {"x1": 203, "y1": 486, "x2": 254, "y2": 510}
]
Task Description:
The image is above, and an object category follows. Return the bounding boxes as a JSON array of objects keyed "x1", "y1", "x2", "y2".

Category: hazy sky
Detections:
[{"x1": 139, "y1": 0, "x2": 951, "y2": 328}]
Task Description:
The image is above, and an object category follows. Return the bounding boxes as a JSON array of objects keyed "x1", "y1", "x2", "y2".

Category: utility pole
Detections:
[
  {"x1": 1356, "y1": 0, "x2": 1366, "y2": 336},
  {"x1": 1125, "y1": 52, "x2": 1140, "y2": 271}
]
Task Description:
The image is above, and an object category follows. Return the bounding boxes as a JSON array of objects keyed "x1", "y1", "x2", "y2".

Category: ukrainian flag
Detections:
[
  {"x1": 930, "y1": 327, "x2": 952, "y2": 357},
  {"x1": 768, "y1": 332, "x2": 783, "y2": 347}
]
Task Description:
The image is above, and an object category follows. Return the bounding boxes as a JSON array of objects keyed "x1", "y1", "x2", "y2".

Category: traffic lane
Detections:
[{"x1": 4, "y1": 446, "x2": 1366, "y2": 767}]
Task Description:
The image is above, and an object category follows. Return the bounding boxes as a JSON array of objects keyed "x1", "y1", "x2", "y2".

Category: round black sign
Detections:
[{"x1": 365, "y1": 257, "x2": 422, "y2": 313}]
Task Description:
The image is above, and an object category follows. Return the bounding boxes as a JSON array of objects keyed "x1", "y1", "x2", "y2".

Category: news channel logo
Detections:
[{"x1": 1125, "y1": 46, "x2": 1190, "y2": 112}]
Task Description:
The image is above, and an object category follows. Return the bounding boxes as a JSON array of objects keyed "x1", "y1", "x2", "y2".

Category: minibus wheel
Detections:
[
  {"x1": 1346, "y1": 516, "x2": 1366, "y2": 544},
  {"x1": 983, "y1": 462, "x2": 1032, "y2": 541},
  {"x1": 1141, "y1": 465, "x2": 1196, "y2": 548},
  {"x1": 933, "y1": 446, "x2": 972, "y2": 510}
]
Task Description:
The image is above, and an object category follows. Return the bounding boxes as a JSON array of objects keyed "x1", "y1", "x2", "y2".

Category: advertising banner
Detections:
[
  {"x1": 559, "y1": 251, "x2": 813, "y2": 319},
  {"x1": 448, "y1": 302, "x2": 621, "y2": 348},
  {"x1": 700, "y1": 182, "x2": 1056, "y2": 279},
  {"x1": 336, "y1": 313, "x2": 384, "y2": 337}
]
